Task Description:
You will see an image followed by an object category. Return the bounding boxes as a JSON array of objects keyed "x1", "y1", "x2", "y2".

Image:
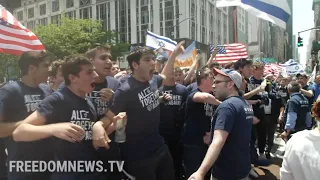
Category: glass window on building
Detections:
[
  {"x1": 79, "y1": 7, "x2": 92, "y2": 19},
  {"x1": 66, "y1": 0, "x2": 74, "y2": 8},
  {"x1": 165, "y1": 6, "x2": 174, "y2": 20},
  {"x1": 39, "y1": 4, "x2": 46, "y2": 16},
  {"x1": 51, "y1": 14, "x2": 61, "y2": 25},
  {"x1": 17, "y1": 11, "x2": 23, "y2": 21},
  {"x1": 201, "y1": 27, "x2": 206, "y2": 43},
  {"x1": 27, "y1": 21, "x2": 35, "y2": 29},
  {"x1": 52, "y1": 0, "x2": 59, "y2": 13},
  {"x1": 28, "y1": 7, "x2": 34, "y2": 19},
  {"x1": 80, "y1": 0, "x2": 91, "y2": 7},
  {"x1": 38, "y1": 18, "x2": 48, "y2": 26},
  {"x1": 65, "y1": 11, "x2": 76, "y2": 19}
]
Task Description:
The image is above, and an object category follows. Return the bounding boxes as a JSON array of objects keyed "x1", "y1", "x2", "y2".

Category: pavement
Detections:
[{"x1": 252, "y1": 132, "x2": 286, "y2": 180}]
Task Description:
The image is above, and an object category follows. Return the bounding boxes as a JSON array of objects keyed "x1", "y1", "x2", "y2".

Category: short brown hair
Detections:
[
  {"x1": 62, "y1": 54, "x2": 92, "y2": 85},
  {"x1": 85, "y1": 43, "x2": 111, "y2": 60},
  {"x1": 196, "y1": 67, "x2": 212, "y2": 85},
  {"x1": 174, "y1": 67, "x2": 183, "y2": 73},
  {"x1": 19, "y1": 51, "x2": 51, "y2": 76},
  {"x1": 49, "y1": 60, "x2": 64, "y2": 77},
  {"x1": 127, "y1": 46, "x2": 155, "y2": 71},
  {"x1": 252, "y1": 62, "x2": 265, "y2": 70},
  {"x1": 224, "y1": 62, "x2": 235, "y2": 69}
]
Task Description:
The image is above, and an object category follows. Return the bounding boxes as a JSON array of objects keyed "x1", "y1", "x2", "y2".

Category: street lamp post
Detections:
[{"x1": 166, "y1": 17, "x2": 193, "y2": 39}]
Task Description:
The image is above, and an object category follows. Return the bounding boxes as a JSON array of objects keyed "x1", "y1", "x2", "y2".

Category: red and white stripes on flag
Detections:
[
  {"x1": 0, "y1": 5, "x2": 44, "y2": 56},
  {"x1": 209, "y1": 43, "x2": 248, "y2": 64},
  {"x1": 264, "y1": 63, "x2": 284, "y2": 77}
]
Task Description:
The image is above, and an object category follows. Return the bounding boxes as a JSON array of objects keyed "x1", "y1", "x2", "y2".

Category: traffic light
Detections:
[{"x1": 297, "y1": 36, "x2": 303, "y2": 47}]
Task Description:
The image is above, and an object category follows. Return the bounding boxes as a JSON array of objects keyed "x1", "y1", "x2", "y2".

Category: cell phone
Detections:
[{"x1": 197, "y1": 49, "x2": 201, "y2": 54}]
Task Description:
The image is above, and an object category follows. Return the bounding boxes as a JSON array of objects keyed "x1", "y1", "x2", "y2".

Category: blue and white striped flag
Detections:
[
  {"x1": 145, "y1": 31, "x2": 177, "y2": 52},
  {"x1": 280, "y1": 59, "x2": 305, "y2": 75},
  {"x1": 216, "y1": 0, "x2": 291, "y2": 29}
]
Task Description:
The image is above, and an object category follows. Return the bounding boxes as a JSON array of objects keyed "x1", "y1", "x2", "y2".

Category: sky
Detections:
[{"x1": 293, "y1": 0, "x2": 315, "y2": 66}]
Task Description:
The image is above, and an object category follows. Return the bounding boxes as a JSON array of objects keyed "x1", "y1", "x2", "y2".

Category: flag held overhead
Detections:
[{"x1": 0, "y1": 4, "x2": 45, "y2": 56}]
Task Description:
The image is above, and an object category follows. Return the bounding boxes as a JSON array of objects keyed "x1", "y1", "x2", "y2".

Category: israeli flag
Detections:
[
  {"x1": 280, "y1": 59, "x2": 305, "y2": 75},
  {"x1": 216, "y1": 0, "x2": 291, "y2": 29},
  {"x1": 146, "y1": 31, "x2": 177, "y2": 52}
]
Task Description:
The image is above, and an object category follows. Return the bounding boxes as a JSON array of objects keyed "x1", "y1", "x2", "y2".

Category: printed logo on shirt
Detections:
[
  {"x1": 70, "y1": 110, "x2": 94, "y2": 140},
  {"x1": 162, "y1": 90, "x2": 182, "y2": 106},
  {"x1": 299, "y1": 100, "x2": 309, "y2": 108},
  {"x1": 247, "y1": 83, "x2": 260, "y2": 92},
  {"x1": 87, "y1": 91, "x2": 110, "y2": 116},
  {"x1": 24, "y1": 94, "x2": 42, "y2": 113},
  {"x1": 204, "y1": 103, "x2": 214, "y2": 117},
  {"x1": 138, "y1": 87, "x2": 160, "y2": 111},
  {"x1": 244, "y1": 105, "x2": 254, "y2": 120}
]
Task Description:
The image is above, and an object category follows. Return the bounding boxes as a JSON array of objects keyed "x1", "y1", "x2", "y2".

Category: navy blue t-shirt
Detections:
[
  {"x1": 182, "y1": 89, "x2": 215, "y2": 146},
  {"x1": 246, "y1": 76, "x2": 265, "y2": 117},
  {"x1": 0, "y1": 81, "x2": 52, "y2": 180},
  {"x1": 87, "y1": 77, "x2": 122, "y2": 165},
  {"x1": 284, "y1": 93, "x2": 310, "y2": 131},
  {"x1": 110, "y1": 75, "x2": 166, "y2": 162},
  {"x1": 186, "y1": 82, "x2": 197, "y2": 94},
  {"x1": 302, "y1": 85, "x2": 314, "y2": 109},
  {"x1": 159, "y1": 84, "x2": 188, "y2": 136},
  {"x1": 210, "y1": 96, "x2": 253, "y2": 180},
  {"x1": 39, "y1": 83, "x2": 53, "y2": 97},
  {"x1": 37, "y1": 87, "x2": 103, "y2": 180},
  {"x1": 87, "y1": 77, "x2": 121, "y2": 119},
  {"x1": 0, "y1": 139, "x2": 7, "y2": 179}
]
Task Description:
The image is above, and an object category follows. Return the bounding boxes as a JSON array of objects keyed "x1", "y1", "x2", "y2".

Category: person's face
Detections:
[
  {"x1": 297, "y1": 76, "x2": 307, "y2": 86},
  {"x1": 32, "y1": 61, "x2": 49, "y2": 85},
  {"x1": 240, "y1": 77, "x2": 247, "y2": 91},
  {"x1": 174, "y1": 71, "x2": 184, "y2": 84},
  {"x1": 315, "y1": 75, "x2": 320, "y2": 85},
  {"x1": 111, "y1": 64, "x2": 120, "y2": 77},
  {"x1": 252, "y1": 68, "x2": 264, "y2": 80},
  {"x1": 71, "y1": 64, "x2": 98, "y2": 93},
  {"x1": 201, "y1": 73, "x2": 214, "y2": 93},
  {"x1": 212, "y1": 74, "x2": 232, "y2": 101},
  {"x1": 132, "y1": 53, "x2": 156, "y2": 81},
  {"x1": 280, "y1": 79, "x2": 286, "y2": 86},
  {"x1": 92, "y1": 50, "x2": 112, "y2": 77},
  {"x1": 239, "y1": 65, "x2": 252, "y2": 79},
  {"x1": 51, "y1": 67, "x2": 64, "y2": 86}
]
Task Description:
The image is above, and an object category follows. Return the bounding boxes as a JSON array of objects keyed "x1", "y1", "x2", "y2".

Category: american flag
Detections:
[
  {"x1": 209, "y1": 43, "x2": 248, "y2": 64},
  {"x1": 0, "y1": 5, "x2": 44, "y2": 56},
  {"x1": 264, "y1": 63, "x2": 284, "y2": 77}
]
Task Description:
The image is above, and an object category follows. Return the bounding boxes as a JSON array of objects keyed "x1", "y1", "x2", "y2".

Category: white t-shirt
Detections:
[{"x1": 280, "y1": 129, "x2": 320, "y2": 180}]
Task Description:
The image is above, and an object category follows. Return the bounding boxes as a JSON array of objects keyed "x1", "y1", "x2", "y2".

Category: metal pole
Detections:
[{"x1": 298, "y1": 26, "x2": 320, "y2": 34}]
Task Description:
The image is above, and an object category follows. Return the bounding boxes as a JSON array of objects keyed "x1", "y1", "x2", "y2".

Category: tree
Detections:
[
  {"x1": 0, "y1": 54, "x2": 20, "y2": 82},
  {"x1": 34, "y1": 17, "x2": 118, "y2": 59},
  {"x1": 111, "y1": 43, "x2": 131, "y2": 60}
]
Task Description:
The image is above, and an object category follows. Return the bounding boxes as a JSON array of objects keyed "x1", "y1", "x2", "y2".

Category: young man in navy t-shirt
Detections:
[
  {"x1": 12, "y1": 55, "x2": 117, "y2": 180},
  {"x1": 39, "y1": 60, "x2": 64, "y2": 97},
  {"x1": 92, "y1": 42, "x2": 185, "y2": 179},
  {"x1": 182, "y1": 67, "x2": 220, "y2": 179},
  {"x1": 159, "y1": 67, "x2": 188, "y2": 179},
  {"x1": 85, "y1": 45, "x2": 122, "y2": 179},
  {"x1": 0, "y1": 51, "x2": 51, "y2": 180},
  {"x1": 188, "y1": 68, "x2": 253, "y2": 180}
]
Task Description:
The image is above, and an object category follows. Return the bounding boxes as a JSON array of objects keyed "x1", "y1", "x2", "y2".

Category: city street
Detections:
[{"x1": 253, "y1": 132, "x2": 286, "y2": 180}]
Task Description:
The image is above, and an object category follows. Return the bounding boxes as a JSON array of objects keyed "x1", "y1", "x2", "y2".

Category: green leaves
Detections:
[{"x1": 34, "y1": 17, "x2": 117, "y2": 59}]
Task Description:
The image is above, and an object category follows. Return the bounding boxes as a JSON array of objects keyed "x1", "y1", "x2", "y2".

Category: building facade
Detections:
[
  {"x1": 286, "y1": 0, "x2": 293, "y2": 59},
  {"x1": 311, "y1": 0, "x2": 320, "y2": 71},
  {"x1": 11, "y1": 0, "x2": 229, "y2": 46}
]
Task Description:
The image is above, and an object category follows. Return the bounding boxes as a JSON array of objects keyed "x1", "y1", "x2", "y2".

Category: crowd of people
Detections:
[{"x1": 0, "y1": 41, "x2": 319, "y2": 180}]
